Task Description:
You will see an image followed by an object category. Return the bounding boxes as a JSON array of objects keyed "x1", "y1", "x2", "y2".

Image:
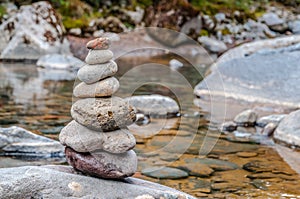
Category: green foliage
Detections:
[{"x1": 0, "y1": 5, "x2": 6, "y2": 19}]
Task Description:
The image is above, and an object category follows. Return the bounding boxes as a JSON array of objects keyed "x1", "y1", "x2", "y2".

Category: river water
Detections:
[{"x1": 0, "y1": 56, "x2": 300, "y2": 198}]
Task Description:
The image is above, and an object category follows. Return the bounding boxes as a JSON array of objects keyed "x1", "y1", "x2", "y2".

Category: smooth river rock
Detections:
[
  {"x1": 0, "y1": 166, "x2": 196, "y2": 199},
  {"x1": 0, "y1": 126, "x2": 64, "y2": 158},
  {"x1": 274, "y1": 110, "x2": 300, "y2": 147},
  {"x1": 85, "y1": 50, "x2": 113, "y2": 64},
  {"x1": 77, "y1": 61, "x2": 118, "y2": 84},
  {"x1": 86, "y1": 37, "x2": 111, "y2": 50},
  {"x1": 142, "y1": 167, "x2": 188, "y2": 179},
  {"x1": 125, "y1": 94, "x2": 179, "y2": 117},
  {"x1": 59, "y1": 120, "x2": 136, "y2": 153},
  {"x1": 256, "y1": 114, "x2": 286, "y2": 127},
  {"x1": 233, "y1": 109, "x2": 257, "y2": 127},
  {"x1": 65, "y1": 147, "x2": 137, "y2": 179},
  {"x1": 71, "y1": 97, "x2": 136, "y2": 132},
  {"x1": 73, "y1": 77, "x2": 119, "y2": 98}
]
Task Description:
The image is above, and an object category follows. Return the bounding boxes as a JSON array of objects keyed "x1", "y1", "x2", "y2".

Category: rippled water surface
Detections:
[{"x1": 0, "y1": 57, "x2": 300, "y2": 198}]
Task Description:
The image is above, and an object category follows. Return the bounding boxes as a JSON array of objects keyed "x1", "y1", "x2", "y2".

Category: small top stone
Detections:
[{"x1": 86, "y1": 37, "x2": 111, "y2": 50}]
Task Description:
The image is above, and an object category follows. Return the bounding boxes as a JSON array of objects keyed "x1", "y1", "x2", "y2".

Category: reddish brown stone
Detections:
[
  {"x1": 65, "y1": 147, "x2": 137, "y2": 179},
  {"x1": 86, "y1": 37, "x2": 111, "y2": 50}
]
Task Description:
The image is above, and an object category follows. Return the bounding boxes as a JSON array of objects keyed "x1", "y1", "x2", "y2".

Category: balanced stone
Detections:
[
  {"x1": 73, "y1": 77, "x2": 119, "y2": 98},
  {"x1": 85, "y1": 50, "x2": 113, "y2": 65},
  {"x1": 77, "y1": 61, "x2": 118, "y2": 84},
  {"x1": 65, "y1": 147, "x2": 137, "y2": 179},
  {"x1": 59, "y1": 120, "x2": 136, "y2": 153},
  {"x1": 71, "y1": 97, "x2": 136, "y2": 132},
  {"x1": 86, "y1": 37, "x2": 111, "y2": 50}
]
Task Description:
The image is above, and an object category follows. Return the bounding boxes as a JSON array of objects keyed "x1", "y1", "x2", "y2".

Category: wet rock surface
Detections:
[
  {"x1": 0, "y1": 126, "x2": 64, "y2": 158},
  {"x1": 37, "y1": 54, "x2": 84, "y2": 70}
]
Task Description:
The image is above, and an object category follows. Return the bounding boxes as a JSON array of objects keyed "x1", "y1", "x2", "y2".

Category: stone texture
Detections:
[
  {"x1": 65, "y1": 147, "x2": 137, "y2": 179},
  {"x1": 59, "y1": 120, "x2": 135, "y2": 153},
  {"x1": 234, "y1": 110, "x2": 257, "y2": 127},
  {"x1": 274, "y1": 110, "x2": 300, "y2": 147},
  {"x1": 0, "y1": 126, "x2": 64, "y2": 158},
  {"x1": 71, "y1": 97, "x2": 136, "y2": 132},
  {"x1": 86, "y1": 37, "x2": 111, "y2": 50},
  {"x1": 85, "y1": 50, "x2": 113, "y2": 64},
  {"x1": 73, "y1": 77, "x2": 119, "y2": 98},
  {"x1": 125, "y1": 94, "x2": 179, "y2": 118},
  {"x1": 197, "y1": 36, "x2": 227, "y2": 53},
  {"x1": 179, "y1": 163, "x2": 214, "y2": 177},
  {"x1": 77, "y1": 61, "x2": 118, "y2": 84},
  {"x1": 142, "y1": 167, "x2": 188, "y2": 179},
  {"x1": 0, "y1": 166, "x2": 196, "y2": 199},
  {"x1": 0, "y1": 1, "x2": 70, "y2": 60},
  {"x1": 256, "y1": 114, "x2": 286, "y2": 127},
  {"x1": 59, "y1": 120, "x2": 136, "y2": 153}
]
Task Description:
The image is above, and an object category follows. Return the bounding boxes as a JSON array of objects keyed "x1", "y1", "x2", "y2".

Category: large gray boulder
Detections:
[
  {"x1": 0, "y1": 126, "x2": 64, "y2": 158},
  {"x1": 0, "y1": 165, "x2": 196, "y2": 199},
  {"x1": 0, "y1": 1, "x2": 70, "y2": 60},
  {"x1": 274, "y1": 110, "x2": 300, "y2": 147},
  {"x1": 194, "y1": 36, "x2": 300, "y2": 113}
]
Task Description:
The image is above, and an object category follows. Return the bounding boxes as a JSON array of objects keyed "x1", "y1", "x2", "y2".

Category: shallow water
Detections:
[{"x1": 0, "y1": 57, "x2": 300, "y2": 198}]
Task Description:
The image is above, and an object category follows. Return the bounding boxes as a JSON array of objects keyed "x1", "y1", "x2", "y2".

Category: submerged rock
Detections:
[
  {"x1": 0, "y1": 166, "x2": 196, "y2": 199},
  {"x1": 0, "y1": 1, "x2": 70, "y2": 60},
  {"x1": 274, "y1": 110, "x2": 300, "y2": 147},
  {"x1": 142, "y1": 167, "x2": 188, "y2": 179},
  {"x1": 0, "y1": 126, "x2": 64, "y2": 158}
]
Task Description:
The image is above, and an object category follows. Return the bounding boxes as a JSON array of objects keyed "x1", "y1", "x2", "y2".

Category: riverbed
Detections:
[{"x1": 0, "y1": 56, "x2": 300, "y2": 198}]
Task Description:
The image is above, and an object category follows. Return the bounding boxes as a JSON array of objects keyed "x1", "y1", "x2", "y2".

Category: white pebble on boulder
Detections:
[
  {"x1": 77, "y1": 61, "x2": 118, "y2": 84},
  {"x1": 85, "y1": 50, "x2": 113, "y2": 64},
  {"x1": 73, "y1": 77, "x2": 119, "y2": 98}
]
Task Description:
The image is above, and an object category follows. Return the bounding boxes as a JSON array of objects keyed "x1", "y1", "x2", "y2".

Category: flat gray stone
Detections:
[
  {"x1": 59, "y1": 120, "x2": 136, "y2": 153},
  {"x1": 37, "y1": 54, "x2": 84, "y2": 70},
  {"x1": 73, "y1": 77, "x2": 119, "y2": 98},
  {"x1": 125, "y1": 94, "x2": 179, "y2": 118},
  {"x1": 77, "y1": 61, "x2": 118, "y2": 84},
  {"x1": 65, "y1": 147, "x2": 137, "y2": 179},
  {"x1": 234, "y1": 109, "x2": 257, "y2": 127},
  {"x1": 256, "y1": 114, "x2": 286, "y2": 127},
  {"x1": 197, "y1": 36, "x2": 227, "y2": 53},
  {"x1": 181, "y1": 158, "x2": 239, "y2": 171},
  {"x1": 142, "y1": 167, "x2": 188, "y2": 179},
  {"x1": 85, "y1": 50, "x2": 113, "y2": 64},
  {"x1": 274, "y1": 110, "x2": 300, "y2": 147},
  {"x1": 0, "y1": 166, "x2": 196, "y2": 199},
  {"x1": 0, "y1": 126, "x2": 64, "y2": 158},
  {"x1": 71, "y1": 97, "x2": 136, "y2": 132}
]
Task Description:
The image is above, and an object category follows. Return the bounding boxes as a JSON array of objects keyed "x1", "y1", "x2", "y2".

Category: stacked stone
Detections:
[{"x1": 59, "y1": 37, "x2": 137, "y2": 179}]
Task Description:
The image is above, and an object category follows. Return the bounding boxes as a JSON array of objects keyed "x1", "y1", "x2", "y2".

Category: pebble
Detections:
[
  {"x1": 77, "y1": 61, "x2": 118, "y2": 84},
  {"x1": 234, "y1": 109, "x2": 257, "y2": 127},
  {"x1": 141, "y1": 167, "x2": 188, "y2": 179},
  {"x1": 65, "y1": 147, "x2": 137, "y2": 179},
  {"x1": 85, "y1": 50, "x2": 113, "y2": 65},
  {"x1": 86, "y1": 37, "x2": 111, "y2": 50},
  {"x1": 236, "y1": 152, "x2": 258, "y2": 158},
  {"x1": 59, "y1": 120, "x2": 136, "y2": 153},
  {"x1": 71, "y1": 97, "x2": 136, "y2": 132},
  {"x1": 73, "y1": 77, "x2": 119, "y2": 98}
]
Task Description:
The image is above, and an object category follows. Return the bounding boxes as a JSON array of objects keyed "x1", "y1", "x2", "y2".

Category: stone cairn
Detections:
[{"x1": 59, "y1": 37, "x2": 137, "y2": 179}]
